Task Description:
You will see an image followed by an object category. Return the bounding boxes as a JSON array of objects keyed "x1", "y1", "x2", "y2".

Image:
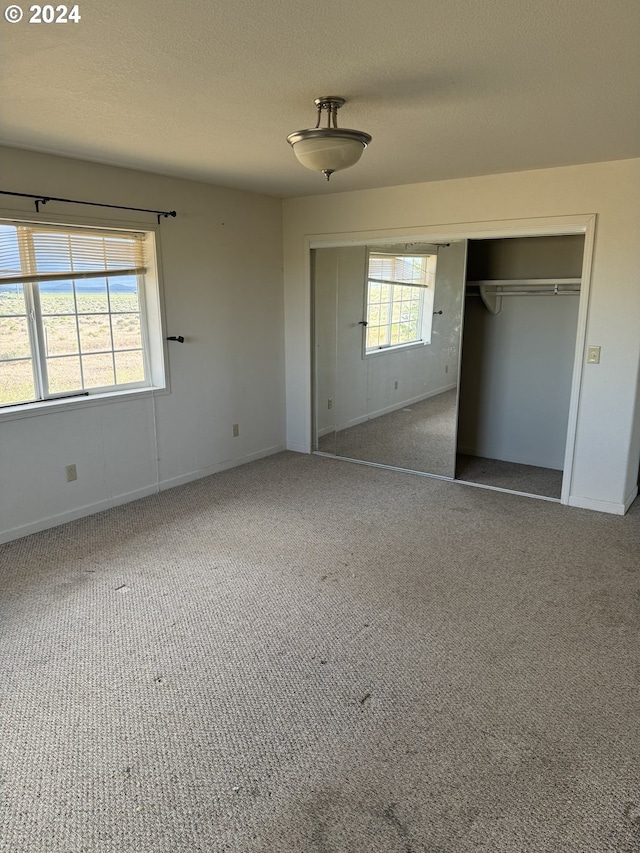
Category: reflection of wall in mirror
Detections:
[{"x1": 314, "y1": 245, "x2": 460, "y2": 434}]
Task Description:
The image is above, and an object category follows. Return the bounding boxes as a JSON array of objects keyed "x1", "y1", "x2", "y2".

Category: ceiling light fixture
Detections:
[{"x1": 287, "y1": 97, "x2": 372, "y2": 182}]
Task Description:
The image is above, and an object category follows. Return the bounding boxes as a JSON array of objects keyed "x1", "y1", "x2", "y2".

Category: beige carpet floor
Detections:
[
  {"x1": 1, "y1": 451, "x2": 638, "y2": 852},
  {"x1": 317, "y1": 390, "x2": 458, "y2": 477}
]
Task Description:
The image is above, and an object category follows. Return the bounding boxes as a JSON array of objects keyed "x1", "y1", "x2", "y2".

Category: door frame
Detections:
[{"x1": 307, "y1": 213, "x2": 596, "y2": 506}]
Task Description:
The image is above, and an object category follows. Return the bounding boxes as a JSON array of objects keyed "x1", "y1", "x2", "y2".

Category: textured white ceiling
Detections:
[{"x1": 1, "y1": 0, "x2": 638, "y2": 198}]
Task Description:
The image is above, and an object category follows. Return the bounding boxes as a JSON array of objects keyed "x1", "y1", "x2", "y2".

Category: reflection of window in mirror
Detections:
[{"x1": 364, "y1": 251, "x2": 437, "y2": 354}]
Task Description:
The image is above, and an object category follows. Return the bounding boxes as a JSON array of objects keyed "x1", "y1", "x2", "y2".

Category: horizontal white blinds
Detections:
[
  {"x1": 368, "y1": 253, "x2": 434, "y2": 288},
  {"x1": 0, "y1": 221, "x2": 147, "y2": 285}
]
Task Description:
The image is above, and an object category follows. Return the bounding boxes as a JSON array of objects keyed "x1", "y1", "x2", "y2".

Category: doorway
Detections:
[{"x1": 456, "y1": 235, "x2": 584, "y2": 500}]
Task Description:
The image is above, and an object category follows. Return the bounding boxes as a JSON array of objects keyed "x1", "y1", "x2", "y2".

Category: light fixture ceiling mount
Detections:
[{"x1": 287, "y1": 96, "x2": 372, "y2": 181}]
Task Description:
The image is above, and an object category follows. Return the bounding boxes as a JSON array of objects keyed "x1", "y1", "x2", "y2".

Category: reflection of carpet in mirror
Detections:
[
  {"x1": 317, "y1": 389, "x2": 457, "y2": 476},
  {"x1": 455, "y1": 454, "x2": 563, "y2": 499},
  {"x1": 317, "y1": 388, "x2": 563, "y2": 498}
]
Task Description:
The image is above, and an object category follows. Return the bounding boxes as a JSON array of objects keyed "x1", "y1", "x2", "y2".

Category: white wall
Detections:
[
  {"x1": 457, "y1": 294, "x2": 580, "y2": 469},
  {"x1": 0, "y1": 147, "x2": 285, "y2": 542},
  {"x1": 283, "y1": 159, "x2": 640, "y2": 514}
]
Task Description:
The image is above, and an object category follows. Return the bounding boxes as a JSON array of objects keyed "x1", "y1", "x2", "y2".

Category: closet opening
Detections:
[{"x1": 456, "y1": 235, "x2": 585, "y2": 500}]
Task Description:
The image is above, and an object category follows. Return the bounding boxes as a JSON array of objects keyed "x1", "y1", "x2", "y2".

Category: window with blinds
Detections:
[
  {"x1": 365, "y1": 251, "x2": 437, "y2": 353},
  {"x1": 0, "y1": 220, "x2": 156, "y2": 407}
]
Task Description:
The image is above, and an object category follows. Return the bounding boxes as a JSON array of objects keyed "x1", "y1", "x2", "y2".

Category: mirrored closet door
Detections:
[{"x1": 312, "y1": 240, "x2": 468, "y2": 478}]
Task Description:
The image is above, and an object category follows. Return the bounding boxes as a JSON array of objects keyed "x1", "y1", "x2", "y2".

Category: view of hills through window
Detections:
[{"x1": 0, "y1": 223, "x2": 148, "y2": 406}]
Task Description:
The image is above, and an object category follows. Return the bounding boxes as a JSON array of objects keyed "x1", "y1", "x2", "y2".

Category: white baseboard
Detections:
[
  {"x1": 316, "y1": 426, "x2": 335, "y2": 438},
  {"x1": 625, "y1": 485, "x2": 639, "y2": 512},
  {"x1": 341, "y1": 384, "x2": 457, "y2": 431},
  {"x1": 0, "y1": 444, "x2": 286, "y2": 544},
  {"x1": 285, "y1": 441, "x2": 311, "y2": 453},
  {"x1": 567, "y1": 487, "x2": 637, "y2": 516},
  {"x1": 159, "y1": 444, "x2": 285, "y2": 490},
  {"x1": 0, "y1": 485, "x2": 158, "y2": 544},
  {"x1": 456, "y1": 446, "x2": 563, "y2": 471}
]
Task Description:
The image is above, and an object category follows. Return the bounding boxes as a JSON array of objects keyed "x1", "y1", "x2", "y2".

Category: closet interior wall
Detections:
[{"x1": 457, "y1": 235, "x2": 585, "y2": 475}]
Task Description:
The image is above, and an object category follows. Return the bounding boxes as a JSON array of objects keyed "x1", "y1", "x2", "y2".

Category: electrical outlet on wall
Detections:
[
  {"x1": 587, "y1": 346, "x2": 601, "y2": 364},
  {"x1": 65, "y1": 464, "x2": 78, "y2": 482}
]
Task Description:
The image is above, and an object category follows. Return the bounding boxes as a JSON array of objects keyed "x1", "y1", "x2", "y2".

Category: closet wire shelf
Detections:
[{"x1": 466, "y1": 278, "x2": 581, "y2": 315}]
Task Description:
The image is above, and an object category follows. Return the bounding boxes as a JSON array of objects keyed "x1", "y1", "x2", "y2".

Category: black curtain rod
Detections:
[{"x1": 0, "y1": 191, "x2": 176, "y2": 223}]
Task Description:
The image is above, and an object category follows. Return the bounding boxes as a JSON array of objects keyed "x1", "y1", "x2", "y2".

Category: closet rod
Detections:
[
  {"x1": 467, "y1": 278, "x2": 581, "y2": 288},
  {"x1": 469, "y1": 289, "x2": 579, "y2": 298}
]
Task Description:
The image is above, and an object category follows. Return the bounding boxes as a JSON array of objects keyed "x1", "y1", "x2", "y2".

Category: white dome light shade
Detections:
[
  {"x1": 287, "y1": 97, "x2": 372, "y2": 181},
  {"x1": 288, "y1": 133, "x2": 369, "y2": 174}
]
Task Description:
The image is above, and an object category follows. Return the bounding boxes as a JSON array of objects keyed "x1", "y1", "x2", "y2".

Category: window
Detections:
[
  {"x1": 365, "y1": 251, "x2": 437, "y2": 353},
  {"x1": 0, "y1": 219, "x2": 163, "y2": 409}
]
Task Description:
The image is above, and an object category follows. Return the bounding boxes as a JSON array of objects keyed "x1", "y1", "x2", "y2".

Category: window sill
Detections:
[
  {"x1": 364, "y1": 340, "x2": 430, "y2": 358},
  {"x1": 0, "y1": 385, "x2": 169, "y2": 423}
]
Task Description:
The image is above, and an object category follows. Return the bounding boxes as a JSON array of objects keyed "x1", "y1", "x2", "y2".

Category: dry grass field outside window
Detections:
[{"x1": 0, "y1": 287, "x2": 144, "y2": 404}]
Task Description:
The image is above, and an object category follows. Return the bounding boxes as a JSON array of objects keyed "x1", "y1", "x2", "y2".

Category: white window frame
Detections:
[
  {"x1": 0, "y1": 211, "x2": 168, "y2": 421},
  {"x1": 363, "y1": 249, "x2": 437, "y2": 356}
]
